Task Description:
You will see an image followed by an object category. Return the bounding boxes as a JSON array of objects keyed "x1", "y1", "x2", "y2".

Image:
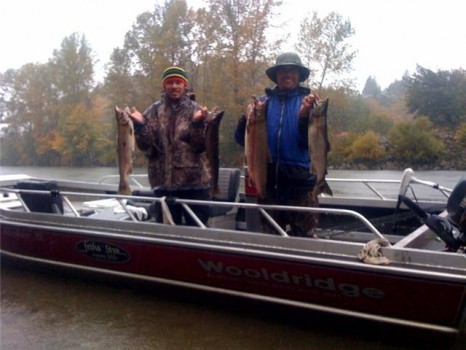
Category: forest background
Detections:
[{"x1": 1, "y1": 0, "x2": 465, "y2": 170}]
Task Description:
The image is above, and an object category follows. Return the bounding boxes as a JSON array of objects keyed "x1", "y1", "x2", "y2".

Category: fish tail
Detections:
[
  {"x1": 321, "y1": 181, "x2": 333, "y2": 196},
  {"x1": 118, "y1": 181, "x2": 132, "y2": 196}
]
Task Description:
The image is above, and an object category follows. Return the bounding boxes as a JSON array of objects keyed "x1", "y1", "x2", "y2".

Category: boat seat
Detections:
[
  {"x1": 210, "y1": 168, "x2": 241, "y2": 217},
  {"x1": 15, "y1": 180, "x2": 64, "y2": 214}
]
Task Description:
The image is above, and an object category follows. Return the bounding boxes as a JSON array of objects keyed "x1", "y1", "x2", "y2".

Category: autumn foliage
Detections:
[{"x1": 1, "y1": 1, "x2": 465, "y2": 169}]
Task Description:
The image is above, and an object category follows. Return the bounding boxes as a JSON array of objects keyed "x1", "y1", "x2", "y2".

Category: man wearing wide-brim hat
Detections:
[
  {"x1": 241, "y1": 52, "x2": 320, "y2": 237},
  {"x1": 265, "y1": 52, "x2": 311, "y2": 84}
]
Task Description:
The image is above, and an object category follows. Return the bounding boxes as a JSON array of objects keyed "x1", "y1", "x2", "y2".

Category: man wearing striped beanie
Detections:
[
  {"x1": 162, "y1": 66, "x2": 189, "y2": 86},
  {"x1": 128, "y1": 66, "x2": 212, "y2": 226}
]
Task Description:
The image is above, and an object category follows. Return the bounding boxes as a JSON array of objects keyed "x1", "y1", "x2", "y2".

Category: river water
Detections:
[{"x1": 1, "y1": 166, "x2": 465, "y2": 349}]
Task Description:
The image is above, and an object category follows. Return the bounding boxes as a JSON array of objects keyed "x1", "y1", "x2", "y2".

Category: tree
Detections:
[
  {"x1": 0, "y1": 63, "x2": 60, "y2": 165},
  {"x1": 50, "y1": 33, "x2": 95, "y2": 111},
  {"x1": 202, "y1": 0, "x2": 282, "y2": 110},
  {"x1": 200, "y1": 0, "x2": 283, "y2": 167},
  {"x1": 49, "y1": 33, "x2": 97, "y2": 165},
  {"x1": 0, "y1": 32, "x2": 99, "y2": 166},
  {"x1": 380, "y1": 78, "x2": 407, "y2": 107},
  {"x1": 357, "y1": 112, "x2": 394, "y2": 135},
  {"x1": 295, "y1": 11, "x2": 357, "y2": 90},
  {"x1": 362, "y1": 76, "x2": 381, "y2": 99},
  {"x1": 323, "y1": 89, "x2": 371, "y2": 133},
  {"x1": 404, "y1": 65, "x2": 466, "y2": 127},
  {"x1": 51, "y1": 102, "x2": 106, "y2": 165},
  {"x1": 114, "y1": 0, "x2": 199, "y2": 108}
]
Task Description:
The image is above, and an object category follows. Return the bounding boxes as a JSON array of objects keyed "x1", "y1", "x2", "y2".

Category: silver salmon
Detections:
[
  {"x1": 205, "y1": 109, "x2": 224, "y2": 195},
  {"x1": 115, "y1": 106, "x2": 135, "y2": 195},
  {"x1": 245, "y1": 96, "x2": 269, "y2": 200},
  {"x1": 308, "y1": 98, "x2": 332, "y2": 199}
]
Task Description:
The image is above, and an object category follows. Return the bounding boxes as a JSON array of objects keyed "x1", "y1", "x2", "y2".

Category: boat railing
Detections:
[
  {"x1": 240, "y1": 172, "x2": 398, "y2": 200},
  {"x1": 324, "y1": 178, "x2": 400, "y2": 200},
  {"x1": 325, "y1": 168, "x2": 452, "y2": 201},
  {"x1": 238, "y1": 167, "x2": 451, "y2": 204},
  {"x1": 0, "y1": 186, "x2": 390, "y2": 246},
  {"x1": 98, "y1": 168, "x2": 452, "y2": 203}
]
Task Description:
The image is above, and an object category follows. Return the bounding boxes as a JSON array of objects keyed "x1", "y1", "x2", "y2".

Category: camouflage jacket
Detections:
[{"x1": 134, "y1": 93, "x2": 211, "y2": 190}]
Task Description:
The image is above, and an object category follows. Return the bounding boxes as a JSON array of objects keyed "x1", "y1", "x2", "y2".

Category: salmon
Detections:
[
  {"x1": 245, "y1": 96, "x2": 269, "y2": 200},
  {"x1": 205, "y1": 108, "x2": 224, "y2": 194},
  {"x1": 308, "y1": 98, "x2": 333, "y2": 199},
  {"x1": 114, "y1": 106, "x2": 135, "y2": 195}
]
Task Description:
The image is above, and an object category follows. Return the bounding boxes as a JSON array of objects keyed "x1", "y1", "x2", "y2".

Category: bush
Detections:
[
  {"x1": 388, "y1": 117, "x2": 445, "y2": 166},
  {"x1": 350, "y1": 131, "x2": 386, "y2": 165},
  {"x1": 455, "y1": 121, "x2": 466, "y2": 148}
]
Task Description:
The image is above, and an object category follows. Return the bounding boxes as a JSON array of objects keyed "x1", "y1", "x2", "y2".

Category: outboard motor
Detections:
[
  {"x1": 399, "y1": 176, "x2": 466, "y2": 252},
  {"x1": 446, "y1": 176, "x2": 466, "y2": 240}
]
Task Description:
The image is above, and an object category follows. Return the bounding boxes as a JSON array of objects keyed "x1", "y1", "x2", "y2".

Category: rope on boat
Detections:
[{"x1": 357, "y1": 238, "x2": 391, "y2": 265}]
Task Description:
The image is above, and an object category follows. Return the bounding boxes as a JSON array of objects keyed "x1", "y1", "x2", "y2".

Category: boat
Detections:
[{"x1": 0, "y1": 168, "x2": 465, "y2": 336}]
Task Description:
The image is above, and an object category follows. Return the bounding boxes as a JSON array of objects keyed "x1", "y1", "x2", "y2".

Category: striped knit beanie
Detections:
[{"x1": 162, "y1": 66, "x2": 189, "y2": 86}]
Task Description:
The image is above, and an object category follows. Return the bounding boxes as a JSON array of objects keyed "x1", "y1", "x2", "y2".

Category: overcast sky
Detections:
[{"x1": 1, "y1": 0, "x2": 464, "y2": 91}]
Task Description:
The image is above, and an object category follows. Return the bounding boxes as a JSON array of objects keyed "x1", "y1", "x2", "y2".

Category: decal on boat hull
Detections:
[{"x1": 76, "y1": 240, "x2": 130, "y2": 263}]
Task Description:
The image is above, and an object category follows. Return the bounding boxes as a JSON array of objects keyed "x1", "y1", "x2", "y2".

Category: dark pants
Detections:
[
  {"x1": 257, "y1": 185, "x2": 319, "y2": 237},
  {"x1": 153, "y1": 188, "x2": 211, "y2": 226}
]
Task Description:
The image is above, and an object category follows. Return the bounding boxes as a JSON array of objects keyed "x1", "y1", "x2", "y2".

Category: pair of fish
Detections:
[
  {"x1": 244, "y1": 95, "x2": 332, "y2": 201},
  {"x1": 244, "y1": 96, "x2": 269, "y2": 200}
]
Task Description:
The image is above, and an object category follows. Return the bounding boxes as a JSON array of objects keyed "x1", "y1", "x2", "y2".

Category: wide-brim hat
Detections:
[{"x1": 265, "y1": 52, "x2": 310, "y2": 84}]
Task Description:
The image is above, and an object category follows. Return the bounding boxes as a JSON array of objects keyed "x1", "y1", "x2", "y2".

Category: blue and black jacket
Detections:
[
  {"x1": 235, "y1": 85, "x2": 315, "y2": 189},
  {"x1": 263, "y1": 86, "x2": 310, "y2": 168}
]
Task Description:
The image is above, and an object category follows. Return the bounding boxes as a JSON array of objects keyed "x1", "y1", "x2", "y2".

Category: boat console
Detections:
[{"x1": 446, "y1": 177, "x2": 466, "y2": 245}]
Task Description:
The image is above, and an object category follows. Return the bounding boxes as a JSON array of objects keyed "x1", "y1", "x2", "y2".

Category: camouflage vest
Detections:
[{"x1": 136, "y1": 94, "x2": 211, "y2": 190}]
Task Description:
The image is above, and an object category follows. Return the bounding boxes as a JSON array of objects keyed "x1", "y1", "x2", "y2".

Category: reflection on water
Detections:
[
  {"x1": 1, "y1": 262, "x2": 463, "y2": 350},
  {"x1": 0, "y1": 166, "x2": 464, "y2": 187},
  {"x1": 1, "y1": 166, "x2": 465, "y2": 349},
  {"x1": 0, "y1": 166, "x2": 146, "y2": 182}
]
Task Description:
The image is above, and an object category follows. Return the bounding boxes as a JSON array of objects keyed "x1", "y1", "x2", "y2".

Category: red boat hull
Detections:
[{"x1": 1, "y1": 222, "x2": 465, "y2": 332}]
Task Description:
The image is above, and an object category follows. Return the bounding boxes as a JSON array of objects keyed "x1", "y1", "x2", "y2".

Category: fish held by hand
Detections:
[{"x1": 115, "y1": 106, "x2": 135, "y2": 195}]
